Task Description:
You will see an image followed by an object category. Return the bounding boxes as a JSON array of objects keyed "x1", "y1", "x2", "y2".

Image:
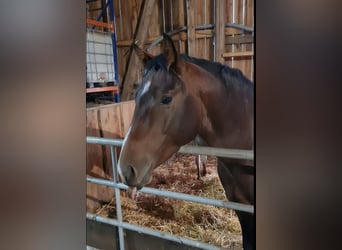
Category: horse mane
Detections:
[
  {"x1": 142, "y1": 52, "x2": 253, "y2": 98},
  {"x1": 180, "y1": 54, "x2": 253, "y2": 93}
]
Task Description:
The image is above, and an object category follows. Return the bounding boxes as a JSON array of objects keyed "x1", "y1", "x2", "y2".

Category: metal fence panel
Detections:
[{"x1": 86, "y1": 136, "x2": 254, "y2": 249}]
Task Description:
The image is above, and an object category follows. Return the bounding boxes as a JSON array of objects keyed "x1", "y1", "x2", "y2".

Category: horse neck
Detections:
[{"x1": 183, "y1": 62, "x2": 253, "y2": 150}]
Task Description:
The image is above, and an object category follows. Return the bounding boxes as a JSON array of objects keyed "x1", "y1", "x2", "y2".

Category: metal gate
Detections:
[{"x1": 86, "y1": 136, "x2": 254, "y2": 250}]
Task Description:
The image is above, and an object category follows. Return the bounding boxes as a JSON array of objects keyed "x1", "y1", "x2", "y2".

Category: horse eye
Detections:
[{"x1": 161, "y1": 96, "x2": 172, "y2": 105}]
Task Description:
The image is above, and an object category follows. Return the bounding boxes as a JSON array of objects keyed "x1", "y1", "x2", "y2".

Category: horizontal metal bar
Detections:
[
  {"x1": 226, "y1": 23, "x2": 254, "y2": 33},
  {"x1": 86, "y1": 86, "x2": 119, "y2": 94},
  {"x1": 147, "y1": 27, "x2": 187, "y2": 51},
  {"x1": 86, "y1": 52, "x2": 114, "y2": 56},
  {"x1": 87, "y1": 177, "x2": 119, "y2": 187},
  {"x1": 194, "y1": 24, "x2": 214, "y2": 30},
  {"x1": 146, "y1": 23, "x2": 253, "y2": 50},
  {"x1": 86, "y1": 41, "x2": 113, "y2": 46},
  {"x1": 86, "y1": 136, "x2": 254, "y2": 160},
  {"x1": 179, "y1": 145, "x2": 253, "y2": 160},
  {"x1": 195, "y1": 23, "x2": 254, "y2": 33},
  {"x1": 86, "y1": 213, "x2": 221, "y2": 250},
  {"x1": 86, "y1": 19, "x2": 111, "y2": 29},
  {"x1": 87, "y1": 136, "x2": 123, "y2": 146},
  {"x1": 86, "y1": 177, "x2": 254, "y2": 213}
]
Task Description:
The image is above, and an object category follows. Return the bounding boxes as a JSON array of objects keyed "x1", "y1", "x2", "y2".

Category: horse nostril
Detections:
[
  {"x1": 128, "y1": 165, "x2": 135, "y2": 176},
  {"x1": 123, "y1": 165, "x2": 136, "y2": 183}
]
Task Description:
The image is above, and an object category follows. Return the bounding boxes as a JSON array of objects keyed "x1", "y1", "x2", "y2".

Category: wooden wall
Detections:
[
  {"x1": 86, "y1": 0, "x2": 254, "y2": 99},
  {"x1": 224, "y1": 0, "x2": 254, "y2": 80},
  {"x1": 109, "y1": 0, "x2": 254, "y2": 99},
  {"x1": 86, "y1": 101, "x2": 135, "y2": 212}
]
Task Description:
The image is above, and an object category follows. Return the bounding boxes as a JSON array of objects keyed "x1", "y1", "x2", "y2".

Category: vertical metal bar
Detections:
[
  {"x1": 242, "y1": 0, "x2": 246, "y2": 25},
  {"x1": 162, "y1": 0, "x2": 166, "y2": 33},
  {"x1": 92, "y1": 31, "x2": 98, "y2": 82},
  {"x1": 170, "y1": 0, "x2": 173, "y2": 31},
  {"x1": 86, "y1": 32, "x2": 90, "y2": 83},
  {"x1": 194, "y1": 0, "x2": 197, "y2": 55},
  {"x1": 110, "y1": 145, "x2": 125, "y2": 250},
  {"x1": 108, "y1": 0, "x2": 120, "y2": 102},
  {"x1": 186, "y1": 0, "x2": 190, "y2": 55},
  {"x1": 231, "y1": 0, "x2": 235, "y2": 67},
  {"x1": 212, "y1": 0, "x2": 216, "y2": 61},
  {"x1": 96, "y1": 1, "x2": 110, "y2": 21},
  {"x1": 204, "y1": 0, "x2": 207, "y2": 59},
  {"x1": 91, "y1": 1, "x2": 110, "y2": 31}
]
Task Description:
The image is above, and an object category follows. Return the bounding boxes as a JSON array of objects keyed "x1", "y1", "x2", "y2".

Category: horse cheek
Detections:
[
  {"x1": 186, "y1": 102, "x2": 201, "y2": 135},
  {"x1": 175, "y1": 98, "x2": 201, "y2": 145}
]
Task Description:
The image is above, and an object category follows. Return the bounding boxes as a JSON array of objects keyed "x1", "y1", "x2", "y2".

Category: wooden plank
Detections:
[
  {"x1": 174, "y1": 0, "x2": 185, "y2": 27},
  {"x1": 186, "y1": 0, "x2": 196, "y2": 56},
  {"x1": 222, "y1": 51, "x2": 254, "y2": 58},
  {"x1": 119, "y1": 100, "x2": 135, "y2": 137},
  {"x1": 98, "y1": 104, "x2": 122, "y2": 178},
  {"x1": 86, "y1": 107, "x2": 114, "y2": 212},
  {"x1": 121, "y1": 0, "x2": 157, "y2": 101},
  {"x1": 225, "y1": 34, "x2": 253, "y2": 44},
  {"x1": 215, "y1": 0, "x2": 225, "y2": 63},
  {"x1": 86, "y1": 101, "x2": 136, "y2": 212}
]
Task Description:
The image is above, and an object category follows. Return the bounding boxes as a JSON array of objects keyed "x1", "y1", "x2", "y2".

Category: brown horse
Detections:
[{"x1": 118, "y1": 34, "x2": 254, "y2": 249}]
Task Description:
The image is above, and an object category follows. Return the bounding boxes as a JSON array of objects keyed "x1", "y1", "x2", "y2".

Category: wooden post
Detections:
[
  {"x1": 186, "y1": 0, "x2": 196, "y2": 56},
  {"x1": 215, "y1": 0, "x2": 226, "y2": 63},
  {"x1": 121, "y1": 0, "x2": 157, "y2": 101}
]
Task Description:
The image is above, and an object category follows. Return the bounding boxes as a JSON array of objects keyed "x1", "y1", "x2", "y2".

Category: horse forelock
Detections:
[{"x1": 138, "y1": 55, "x2": 180, "y2": 96}]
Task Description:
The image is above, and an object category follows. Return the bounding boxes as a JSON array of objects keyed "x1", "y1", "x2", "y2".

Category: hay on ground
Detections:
[{"x1": 96, "y1": 154, "x2": 242, "y2": 249}]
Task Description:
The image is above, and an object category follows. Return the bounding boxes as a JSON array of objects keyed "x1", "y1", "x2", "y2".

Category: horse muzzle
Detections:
[{"x1": 119, "y1": 163, "x2": 152, "y2": 191}]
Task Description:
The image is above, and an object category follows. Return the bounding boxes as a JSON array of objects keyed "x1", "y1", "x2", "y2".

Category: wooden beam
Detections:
[
  {"x1": 226, "y1": 34, "x2": 254, "y2": 45},
  {"x1": 215, "y1": 0, "x2": 226, "y2": 63},
  {"x1": 120, "y1": 0, "x2": 157, "y2": 101},
  {"x1": 222, "y1": 51, "x2": 254, "y2": 58},
  {"x1": 186, "y1": 0, "x2": 196, "y2": 56}
]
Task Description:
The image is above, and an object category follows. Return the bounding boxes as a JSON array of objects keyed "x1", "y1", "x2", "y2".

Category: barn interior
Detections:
[{"x1": 86, "y1": 0, "x2": 254, "y2": 249}]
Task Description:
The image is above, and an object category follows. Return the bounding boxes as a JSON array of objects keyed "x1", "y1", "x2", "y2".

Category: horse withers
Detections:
[{"x1": 118, "y1": 34, "x2": 254, "y2": 249}]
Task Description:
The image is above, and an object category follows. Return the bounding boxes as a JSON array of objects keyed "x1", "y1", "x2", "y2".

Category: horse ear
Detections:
[
  {"x1": 162, "y1": 33, "x2": 178, "y2": 70},
  {"x1": 133, "y1": 43, "x2": 153, "y2": 65}
]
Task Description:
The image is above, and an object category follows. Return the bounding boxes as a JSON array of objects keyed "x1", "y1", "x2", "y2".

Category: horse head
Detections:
[{"x1": 118, "y1": 34, "x2": 202, "y2": 190}]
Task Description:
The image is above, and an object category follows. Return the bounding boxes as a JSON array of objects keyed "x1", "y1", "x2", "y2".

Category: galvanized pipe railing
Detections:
[
  {"x1": 86, "y1": 136, "x2": 254, "y2": 161},
  {"x1": 86, "y1": 213, "x2": 221, "y2": 250},
  {"x1": 86, "y1": 176, "x2": 254, "y2": 213},
  {"x1": 86, "y1": 136, "x2": 254, "y2": 250},
  {"x1": 146, "y1": 22, "x2": 253, "y2": 51}
]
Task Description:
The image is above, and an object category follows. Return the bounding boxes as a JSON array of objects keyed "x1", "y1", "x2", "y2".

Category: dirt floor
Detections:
[{"x1": 96, "y1": 154, "x2": 242, "y2": 249}]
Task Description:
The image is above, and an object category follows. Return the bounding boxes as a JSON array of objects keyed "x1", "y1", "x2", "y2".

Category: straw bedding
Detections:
[{"x1": 95, "y1": 154, "x2": 242, "y2": 249}]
